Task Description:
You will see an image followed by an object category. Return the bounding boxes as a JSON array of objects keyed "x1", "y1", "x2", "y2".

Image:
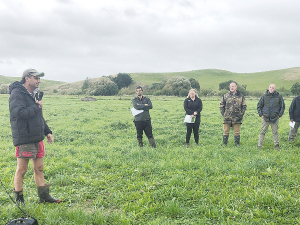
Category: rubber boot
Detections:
[
  {"x1": 223, "y1": 135, "x2": 229, "y2": 146},
  {"x1": 37, "y1": 184, "x2": 62, "y2": 203},
  {"x1": 13, "y1": 189, "x2": 24, "y2": 205},
  {"x1": 137, "y1": 138, "x2": 143, "y2": 147},
  {"x1": 234, "y1": 135, "x2": 240, "y2": 147},
  {"x1": 148, "y1": 138, "x2": 156, "y2": 148}
]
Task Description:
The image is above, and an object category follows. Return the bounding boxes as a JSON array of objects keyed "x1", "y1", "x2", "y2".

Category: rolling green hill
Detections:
[
  {"x1": 2, "y1": 67, "x2": 300, "y2": 94},
  {"x1": 0, "y1": 75, "x2": 65, "y2": 89},
  {"x1": 130, "y1": 67, "x2": 300, "y2": 91}
]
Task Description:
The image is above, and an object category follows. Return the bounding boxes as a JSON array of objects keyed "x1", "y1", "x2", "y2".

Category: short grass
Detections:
[{"x1": 0, "y1": 94, "x2": 300, "y2": 224}]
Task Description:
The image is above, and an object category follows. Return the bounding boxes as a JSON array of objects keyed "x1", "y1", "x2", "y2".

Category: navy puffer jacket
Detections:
[{"x1": 9, "y1": 81, "x2": 51, "y2": 146}]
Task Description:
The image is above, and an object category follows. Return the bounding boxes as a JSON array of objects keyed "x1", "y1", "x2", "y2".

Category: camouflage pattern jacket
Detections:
[{"x1": 219, "y1": 91, "x2": 247, "y2": 124}]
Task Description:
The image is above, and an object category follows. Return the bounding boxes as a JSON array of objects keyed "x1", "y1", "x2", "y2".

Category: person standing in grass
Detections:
[
  {"x1": 288, "y1": 94, "x2": 300, "y2": 141},
  {"x1": 257, "y1": 84, "x2": 285, "y2": 150},
  {"x1": 184, "y1": 89, "x2": 202, "y2": 148},
  {"x1": 220, "y1": 82, "x2": 247, "y2": 146},
  {"x1": 9, "y1": 69, "x2": 61, "y2": 204},
  {"x1": 132, "y1": 86, "x2": 156, "y2": 148}
]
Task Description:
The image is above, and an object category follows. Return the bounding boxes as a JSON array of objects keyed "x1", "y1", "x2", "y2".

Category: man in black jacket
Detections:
[
  {"x1": 132, "y1": 86, "x2": 156, "y2": 147},
  {"x1": 257, "y1": 84, "x2": 285, "y2": 150},
  {"x1": 288, "y1": 95, "x2": 300, "y2": 141},
  {"x1": 9, "y1": 69, "x2": 61, "y2": 204}
]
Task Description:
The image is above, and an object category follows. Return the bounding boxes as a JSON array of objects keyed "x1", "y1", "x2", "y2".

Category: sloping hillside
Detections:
[
  {"x1": 2, "y1": 67, "x2": 300, "y2": 94},
  {"x1": 0, "y1": 75, "x2": 64, "y2": 90},
  {"x1": 130, "y1": 67, "x2": 300, "y2": 91}
]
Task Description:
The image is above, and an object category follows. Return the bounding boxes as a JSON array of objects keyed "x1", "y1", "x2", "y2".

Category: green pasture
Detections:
[{"x1": 1, "y1": 95, "x2": 300, "y2": 224}]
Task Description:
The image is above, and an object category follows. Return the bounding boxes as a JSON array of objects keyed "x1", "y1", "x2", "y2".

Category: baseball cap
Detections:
[{"x1": 22, "y1": 69, "x2": 45, "y2": 79}]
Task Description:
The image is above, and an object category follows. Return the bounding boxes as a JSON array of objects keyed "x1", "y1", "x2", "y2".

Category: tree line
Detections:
[
  {"x1": 58, "y1": 75, "x2": 300, "y2": 97},
  {"x1": 80, "y1": 75, "x2": 200, "y2": 97},
  {"x1": 1, "y1": 73, "x2": 300, "y2": 97},
  {"x1": 80, "y1": 73, "x2": 300, "y2": 97}
]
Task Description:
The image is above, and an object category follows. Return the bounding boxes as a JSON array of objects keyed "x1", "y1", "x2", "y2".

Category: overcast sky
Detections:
[{"x1": 1, "y1": 0, "x2": 300, "y2": 82}]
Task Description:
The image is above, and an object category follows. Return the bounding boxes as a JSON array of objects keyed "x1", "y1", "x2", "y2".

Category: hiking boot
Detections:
[
  {"x1": 223, "y1": 135, "x2": 229, "y2": 146},
  {"x1": 13, "y1": 189, "x2": 24, "y2": 205},
  {"x1": 275, "y1": 145, "x2": 280, "y2": 151},
  {"x1": 149, "y1": 138, "x2": 156, "y2": 148},
  {"x1": 234, "y1": 135, "x2": 240, "y2": 147},
  {"x1": 137, "y1": 138, "x2": 143, "y2": 147},
  {"x1": 37, "y1": 184, "x2": 61, "y2": 203},
  {"x1": 186, "y1": 143, "x2": 189, "y2": 148}
]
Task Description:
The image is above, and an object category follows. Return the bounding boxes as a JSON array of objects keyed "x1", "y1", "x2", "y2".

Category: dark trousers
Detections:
[
  {"x1": 134, "y1": 120, "x2": 154, "y2": 139},
  {"x1": 186, "y1": 122, "x2": 200, "y2": 144}
]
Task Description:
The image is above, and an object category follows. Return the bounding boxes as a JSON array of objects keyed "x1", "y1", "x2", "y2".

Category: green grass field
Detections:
[{"x1": 0, "y1": 95, "x2": 300, "y2": 224}]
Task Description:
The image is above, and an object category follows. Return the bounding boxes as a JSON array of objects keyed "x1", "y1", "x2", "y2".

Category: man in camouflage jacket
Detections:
[{"x1": 220, "y1": 82, "x2": 247, "y2": 146}]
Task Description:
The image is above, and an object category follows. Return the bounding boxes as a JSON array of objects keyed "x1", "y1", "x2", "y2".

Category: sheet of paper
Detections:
[
  {"x1": 131, "y1": 108, "x2": 143, "y2": 116},
  {"x1": 289, "y1": 121, "x2": 295, "y2": 128},
  {"x1": 184, "y1": 115, "x2": 195, "y2": 123}
]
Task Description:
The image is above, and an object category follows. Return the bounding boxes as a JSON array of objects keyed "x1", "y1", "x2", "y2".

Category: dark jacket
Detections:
[
  {"x1": 289, "y1": 95, "x2": 300, "y2": 122},
  {"x1": 219, "y1": 91, "x2": 247, "y2": 124},
  {"x1": 132, "y1": 96, "x2": 152, "y2": 122},
  {"x1": 184, "y1": 96, "x2": 202, "y2": 123},
  {"x1": 257, "y1": 90, "x2": 285, "y2": 123},
  {"x1": 9, "y1": 81, "x2": 52, "y2": 146}
]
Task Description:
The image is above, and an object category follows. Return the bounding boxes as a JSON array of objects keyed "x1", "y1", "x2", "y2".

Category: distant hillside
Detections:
[
  {"x1": 129, "y1": 67, "x2": 300, "y2": 91},
  {"x1": 42, "y1": 77, "x2": 112, "y2": 95},
  {"x1": 2, "y1": 67, "x2": 300, "y2": 94},
  {"x1": 0, "y1": 75, "x2": 65, "y2": 90}
]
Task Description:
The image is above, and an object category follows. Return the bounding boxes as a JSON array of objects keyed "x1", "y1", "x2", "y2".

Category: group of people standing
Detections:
[
  {"x1": 7, "y1": 69, "x2": 300, "y2": 206},
  {"x1": 131, "y1": 82, "x2": 300, "y2": 151},
  {"x1": 218, "y1": 82, "x2": 286, "y2": 150}
]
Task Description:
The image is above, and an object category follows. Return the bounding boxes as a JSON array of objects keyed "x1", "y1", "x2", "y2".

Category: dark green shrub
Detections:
[
  {"x1": 87, "y1": 77, "x2": 119, "y2": 96},
  {"x1": 219, "y1": 80, "x2": 236, "y2": 90},
  {"x1": 189, "y1": 78, "x2": 200, "y2": 91},
  {"x1": 113, "y1": 73, "x2": 133, "y2": 90},
  {"x1": 201, "y1": 88, "x2": 216, "y2": 97},
  {"x1": 291, "y1": 82, "x2": 300, "y2": 96}
]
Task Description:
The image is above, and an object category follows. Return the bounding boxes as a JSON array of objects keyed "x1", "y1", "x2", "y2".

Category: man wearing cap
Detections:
[{"x1": 9, "y1": 69, "x2": 61, "y2": 204}]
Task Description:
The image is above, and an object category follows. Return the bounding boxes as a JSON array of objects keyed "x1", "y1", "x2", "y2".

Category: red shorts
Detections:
[{"x1": 15, "y1": 141, "x2": 45, "y2": 158}]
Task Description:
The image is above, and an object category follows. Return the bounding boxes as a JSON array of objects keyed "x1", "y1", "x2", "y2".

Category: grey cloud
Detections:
[{"x1": 1, "y1": 0, "x2": 300, "y2": 81}]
